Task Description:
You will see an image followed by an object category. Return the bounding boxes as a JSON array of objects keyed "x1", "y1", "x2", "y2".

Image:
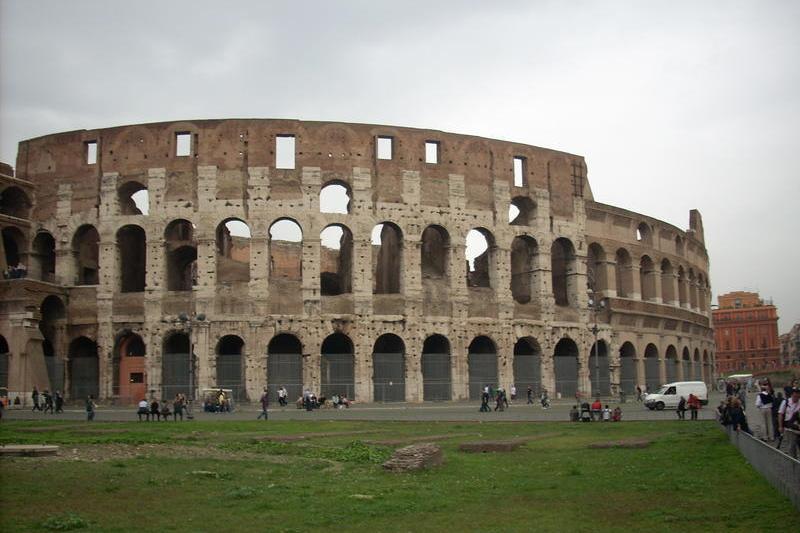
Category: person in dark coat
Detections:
[
  {"x1": 728, "y1": 398, "x2": 751, "y2": 434},
  {"x1": 150, "y1": 399, "x2": 160, "y2": 421},
  {"x1": 677, "y1": 396, "x2": 687, "y2": 420},
  {"x1": 257, "y1": 388, "x2": 269, "y2": 420},
  {"x1": 54, "y1": 390, "x2": 64, "y2": 414},
  {"x1": 31, "y1": 386, "x2": 42, "y2": 411}
]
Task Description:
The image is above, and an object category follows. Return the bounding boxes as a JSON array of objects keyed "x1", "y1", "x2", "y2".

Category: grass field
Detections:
[{"x1": 1, "y1": 419, "x2": 798, "y2": 532}]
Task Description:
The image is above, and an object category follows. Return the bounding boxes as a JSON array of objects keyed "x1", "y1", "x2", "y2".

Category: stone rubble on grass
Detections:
[{"x1": 382, "y1": 443, "x2": 443, "y2": 472}]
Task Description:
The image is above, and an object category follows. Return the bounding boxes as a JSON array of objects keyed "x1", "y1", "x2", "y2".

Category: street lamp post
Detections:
[
  {"x1": 587, "y1": 269, "x2": 606, "y2": 399},
  {"x1": 178, "y1": 312, "x2": 205, "y2": 417}
]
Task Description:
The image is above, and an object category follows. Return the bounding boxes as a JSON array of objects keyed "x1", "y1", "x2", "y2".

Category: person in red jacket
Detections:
[
  {"x1": 687, "y1": 393, "x2": 701, "y2": 420},
  {"x1": 591, "y1": 398, "x2": 602, "y2": 421}
]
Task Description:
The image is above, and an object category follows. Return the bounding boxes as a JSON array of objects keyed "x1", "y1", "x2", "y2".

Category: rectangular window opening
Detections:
[
  {"x1": 425, "y1": 141, "x2": 439, "y2": 164},
  {"x1": 175, "y1": 132, "x2": 192, "y2": 157},
  {"x1": 129, "y1": 372, "x2": 144, "y2": 384},
  {"x1": 276, "y1": 135, "x2": 296, "y2": 169},
  {"x1": 85, "y1": 141, "x2": 97, "y2": 165},
  {"x1": 377, "y1": 136, "x2": 393, "y2": 160},
  {"x1": 513, "y1": 156, "x2": 526, "y2": 187}
]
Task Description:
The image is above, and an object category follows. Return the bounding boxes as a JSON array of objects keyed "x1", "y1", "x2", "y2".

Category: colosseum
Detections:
[{"x1": 0, "y1": 119, "x2": 715, "y2": 405}]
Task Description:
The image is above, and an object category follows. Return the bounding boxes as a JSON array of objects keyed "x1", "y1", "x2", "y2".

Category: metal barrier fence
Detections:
[{"x1": 724, "y1": 426, "x2": 800, "y2": 511}]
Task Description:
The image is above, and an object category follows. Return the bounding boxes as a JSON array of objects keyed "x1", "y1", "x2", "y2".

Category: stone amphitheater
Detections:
[{"x1": 0, "y1": 119, "x2": 714, "y2": 404}]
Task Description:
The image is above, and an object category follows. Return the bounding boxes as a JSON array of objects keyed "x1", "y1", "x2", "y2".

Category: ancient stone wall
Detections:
[{"x1": 0, "y1": 119, "x2": 714, "y2": 403}]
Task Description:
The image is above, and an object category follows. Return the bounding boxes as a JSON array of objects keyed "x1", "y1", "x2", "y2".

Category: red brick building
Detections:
[{"x1": 713, "y1": 291, "x2": 781, "y2": 374}]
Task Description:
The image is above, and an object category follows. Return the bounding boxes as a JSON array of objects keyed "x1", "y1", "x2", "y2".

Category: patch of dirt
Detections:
[
  {"x1": 366, "y1": 433, "x2": 474, "y2": 446},
  {"x1": 250, "y1": 429, "x2": 380, "y2": 442},
  {"x1": 587, "y1": 439, "x2": 652, "y2": 449},
  {"x1": 459, "y1": 433, "x2": 560, "y2": 453},
  {"x1": 383, "y1": 443, "x2": 444, "y2": 472}
]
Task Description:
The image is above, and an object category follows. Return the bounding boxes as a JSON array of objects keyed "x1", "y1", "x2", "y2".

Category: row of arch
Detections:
[{"x1": 29, "y1": 328, "x2": 712, "y2": 402}]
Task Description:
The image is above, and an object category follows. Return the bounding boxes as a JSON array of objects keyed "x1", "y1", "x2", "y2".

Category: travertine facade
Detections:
[{"x1": 0, "y1": 119, "x2": 715, "y2": 404}]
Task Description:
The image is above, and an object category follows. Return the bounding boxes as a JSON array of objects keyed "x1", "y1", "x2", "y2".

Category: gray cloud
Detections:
[{"x1": 1, "y1": 0, "x2": 798, "y2": 330}]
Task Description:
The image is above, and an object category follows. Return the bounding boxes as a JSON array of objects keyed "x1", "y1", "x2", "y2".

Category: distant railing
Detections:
[{"x1": 723, "y1": 426, "x2": 800, "y2": 511}]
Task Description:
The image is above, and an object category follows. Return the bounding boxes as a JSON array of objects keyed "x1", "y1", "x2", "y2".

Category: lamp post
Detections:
[{"x1": 587, "y1": 269, "x2": 606, "y2": 398}]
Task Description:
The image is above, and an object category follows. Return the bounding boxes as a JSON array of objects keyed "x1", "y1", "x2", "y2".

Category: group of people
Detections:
[
  {"x1": 676, "y1": 393, "x2": 702, "y2": 420},
  {"x1": 203, "y1": 390, "x2": 232, "y2": 413},
  {"x1": 3, "y1": 262, "x2": 27, "y2": 279},
  {"x1": 718, "y1": 378, "x2": 800, "y2": 459},
  {"x1": 30, "y1": 386, "x2": 64, "y2": 414},
  {"x1": 571, "y1": 399, "x2": 622, "y2": 422},
  {"x1": 478, "y1": 384, "x2": 551, "y2": 413},
  {"x1": 137, "y1": 393, "x2": 189, "y2": 421}
]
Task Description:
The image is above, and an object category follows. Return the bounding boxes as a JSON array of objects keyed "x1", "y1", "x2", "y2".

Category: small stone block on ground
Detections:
[
  {"x1": 0, "y1": 445, "x2": 60, "y2": 457},
  {"x1": 459, "y1": 441, "x2": 523, "y2": 453},
  {"x1": 587, "y1": 439, "x2": 652, "y2": 449},
  {"x1": 383, "y1": 443, "x2": 443, "y2": 472}
]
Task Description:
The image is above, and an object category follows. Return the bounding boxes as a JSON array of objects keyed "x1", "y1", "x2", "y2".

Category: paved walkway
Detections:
[{"x1": 3, "y1": 393, "x2": 727, "y2": 423}]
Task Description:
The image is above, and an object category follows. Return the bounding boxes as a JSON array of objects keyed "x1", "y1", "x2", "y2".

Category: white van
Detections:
[{"x1": 644, "y1": 381, "x2": 708, "y2": 410}]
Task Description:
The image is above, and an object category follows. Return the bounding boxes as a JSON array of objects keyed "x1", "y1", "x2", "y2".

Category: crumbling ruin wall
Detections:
[{"x1": 1, "y1": 119, "x2": 715, "y2": 403}]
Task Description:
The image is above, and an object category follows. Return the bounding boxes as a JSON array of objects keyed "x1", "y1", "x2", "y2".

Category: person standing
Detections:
[
  {"x1": 526, "y1": 386, "x2": 533, "y2": 405},
  {"x1": 480, "y1": 389, "x2": 490, "y2": 412},
  {"x1": 173, "y1": 394, "x2": 184, "y2": 421},
  {"x1": 43, "y1": 390, "x2": 54, "y2": 414},
  {"x1": 771, "y1": 391, "x2": 784, "y2": 441},
  {"x1": 676, "y1": 396, "x2": 687, "y2": 420},
  {"x1": 636, "y1": 385, "x2": 643, "y2": 402},
  {"x1": 755, "y1": 385, "x2": 774, "y2": 440},
  {"x1": 510, "y1": 385, "x2": 517, "y2": 403},
  {"x1": 257, "y1": 388, "x2": 269, "y2": 420},
  {"x1": 85, "y1": 395, "x2": 96, "y2": 422},
  {"x1": 687, "y1": 393, "x2": 701, "y2": 421},
  {"x1": 778, "y1": 387, "x2": 800, "y2": 458},
  {"x1": 54, "y1": 390, "x2": 64, "y2": 414},
  {"x1": 31, "y1": 386, "x2": 42, "y2": 412}
]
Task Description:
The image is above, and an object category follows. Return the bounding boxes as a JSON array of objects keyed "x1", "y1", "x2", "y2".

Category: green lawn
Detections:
[{"x1": 1, "y1": 420, "x2": 797, "y2": 532}]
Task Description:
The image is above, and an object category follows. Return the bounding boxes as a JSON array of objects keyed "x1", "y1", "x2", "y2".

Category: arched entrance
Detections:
[
  {"x1": 0, "y1": 335, "x2": 9, "y2": 389},
  {"x1": 216, "y1": 335, "x2": 245, "y2": 401},
  {"x1": 421, "y1": 335, "x2": 451, "y2": 401},
  {"x1": 513, "y1": 337, "x2": 541, "y2": 395},
  {"x1": 68, "y1": 337, "x2": 99, "y2": 400},
  {"x1": 162, "y1": 332, "x2": 190, "y2": 400},
  {"x1": 554, "y1": 338, "x2": 579, "y2": 398},
  {"x1": 467, "y1": 336, "x2": 497, "y2": 400},
  {"x1": 588, "y1": 340, "x2": 610, "y2": 396},
  {"x1": 372, "y1": 334, "x2": 405, "y2": 402},
  {"x1": 320, "y1": 333, "x2": 354, "y2": 399},
  {"x1": 644, "y1": 344, "x2": 660, "y2": 391},
  {"x1": 619, "y1": 342, "x2": 637, "y2": 395},
  {"x1": 114, "y1": 332, "x2": 146, "y2": 403},
  {"x1": 665, "y1": 345, "x2": 679, "y2": 383},
  {"x1": 267, "y1": 334, "x2": 303, "y2": 403}
]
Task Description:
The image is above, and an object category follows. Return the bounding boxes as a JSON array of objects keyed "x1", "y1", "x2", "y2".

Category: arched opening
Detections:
[
  {"x1": 40, "y1": 295, "x2": 65, "y2": 392},
  {"x1": 688, "y1": 269, "x2": 698, "y2": 310},
  {"x1": 30, "y1": 231, "x2": 56, "y2": 282},
  {"x1": 321, "y1": 333, "x2": 355, "y2": 399},
  {"x1": 693, "y1": 348, "x2": 702, "y2": 380},
  {"x1": 421, "y1": 225, "x2": 449, "y2": 279},
  {"x1": 117, "y1": 225, "x2": 146, "y2": 292},
  {"x1": 675, "y1": 235, "x2": 684, "y2": 256},
  {"x1": 644, "y1": 344, "x2": 660, "y2": 391},
  {"x1": 118, "y1": 181, "x2": 149, "y2": 215},
  {"x1": 0, "y1": 335, "x2": 9, "y2": 389},
  {"x1": 267, "y1": 334, "x2": 303, "y2": 403},
  {"x1": 703, "y1": 350, "x2": 710, "y2": 383},
  {"x1": 320, "y1": 181, "x2": 351, "y2": 214},
  {"x1": 509, "y1": 196, "x2": 536, "y2": 226},
  {"x1": 511, "y1": 236, "x2": 538, "y2": 304},
  {"x1": 269, "y1": 218, "x2": 303, "y2": 282},
  {"x1": 372, "y1": 222, "x2": 403, "y2": 294},
  {"x1": 466, "y1": 228, "x2": 495, "y2": 288},
  {"x1": 72, "y1": 225, "x2": 99, "y2": 285},
  {"x1": 2, "y1": 226, "x2": 25, "y2": 273},
  {"x1": 636, "y1": 222, "x2": 651, "y2": 244},
  {"x1": 216, "y1": 335, "x2": 245, "y2": 401},
  {"x1": 68, "y1": 337, "x2": 99, "y2": 400},
  {"x1": 468, "y1": 336, "x2": 497, "y2": 400},
  {"x1": 0, "y1": 186, "x2": 32, "y2": 219},
  {"x1": 113, "y1": 331, "x2": 146, "y2": 403},
  {"x1": 554, "y1": 338, "x2": 579, "y2": 398},
  {"x1": 165, "y1": 219, "x2": 197, "y2": 291},
  {"x1": 320, "y1": 224, "x2": 353, "y2": 295},
  {"x1": 216, "y1": 218, "x2": 251, "y2": 284},
  {"x1": 619, "y1": 342, "x2": 637, "y2": 394},
  {"x1": 665, "y1": 345, "x2": 679, "y2": 383},
  {"x1": 615, "y1": 249, "x2": 633, "y2": 298},
  {"x1": 588, "y1": 340, "x2": 610, "y2": 396},
  {"x1": 660, "y1": 259, "x2": 675, "y2": 304},
  {"x1": 162, "y1": 332, "x2": 190, "y2": 400},
  {"x1": 697, "y1": 274, "x2": 708, "y2": 312},
  {"x1": 639, "y1": 255, "x2": 656, "y2": 301},
  {"x1": 587, "y1": 243, "x2": 607, "y2": 295},
  {"x1": 681, "y1": 347, "x2": 691, "y2": 381},
  {"x1": 513, "y1": 337, "x2": 541, "y2": 395},
  {"x1": 372, "y1": 334, "x2": 405, "y2": 402},
  {"x1": 677, "y1": 266, "x2": 688, "y2": 307},
  {"x1": 551, "y1": 238, "x2": 576, "y2": 307},
  {"x1": 422, "y1": 335, "x2": 451, "y2": 401}
]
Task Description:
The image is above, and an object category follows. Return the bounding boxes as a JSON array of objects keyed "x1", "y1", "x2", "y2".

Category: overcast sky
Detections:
[{"x1": 1, "y1": 0, "x2": 798, "y2": 331}]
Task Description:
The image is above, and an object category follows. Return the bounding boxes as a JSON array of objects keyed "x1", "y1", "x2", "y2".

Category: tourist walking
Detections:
[
  {"x1": 278, "y1": 386, "x2": 288, "y2": 407},
  {"x1": 728, "y1": 398, "x2": 750, "y2": 434},
  {"x1": 636, "y1": 385, "x2": 643, "y2": 402},
  {"x1": 173, "y1": 394, "x2": 184, "y2": 421},
  {"x1": 54, "y1": 390, "x2": 64, "y2": 413},
  {"x1": 258, "y1": 388, "x2": 269, "y2": 420},
  {"x1": 42, "y1": 390, "x2": 54, "y2": 414},
  {"x1": 480, "y1": 389, "x2": 490, "y2": 412},
  {"x1": 510, "y1": 385, "x2": 517, "y2": 403},
  {"x1": 755, "y1": 385, "x2": 774, "y2": 440},
  {"x1": 85, "y1": 395, "x2": 96, "y2": 421},
  {"x1": 31, "y1": 386, "x2": 42, "y2": 411},
  {"x1": 677, "y1": 396, "x2": 687, "y2": 420},
  {"x1": 688, "y1": 393, "x2": 701, "y2": 421},
  {"x1": 527, "y1": 385, "x2": 534, "y2": 405}
]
